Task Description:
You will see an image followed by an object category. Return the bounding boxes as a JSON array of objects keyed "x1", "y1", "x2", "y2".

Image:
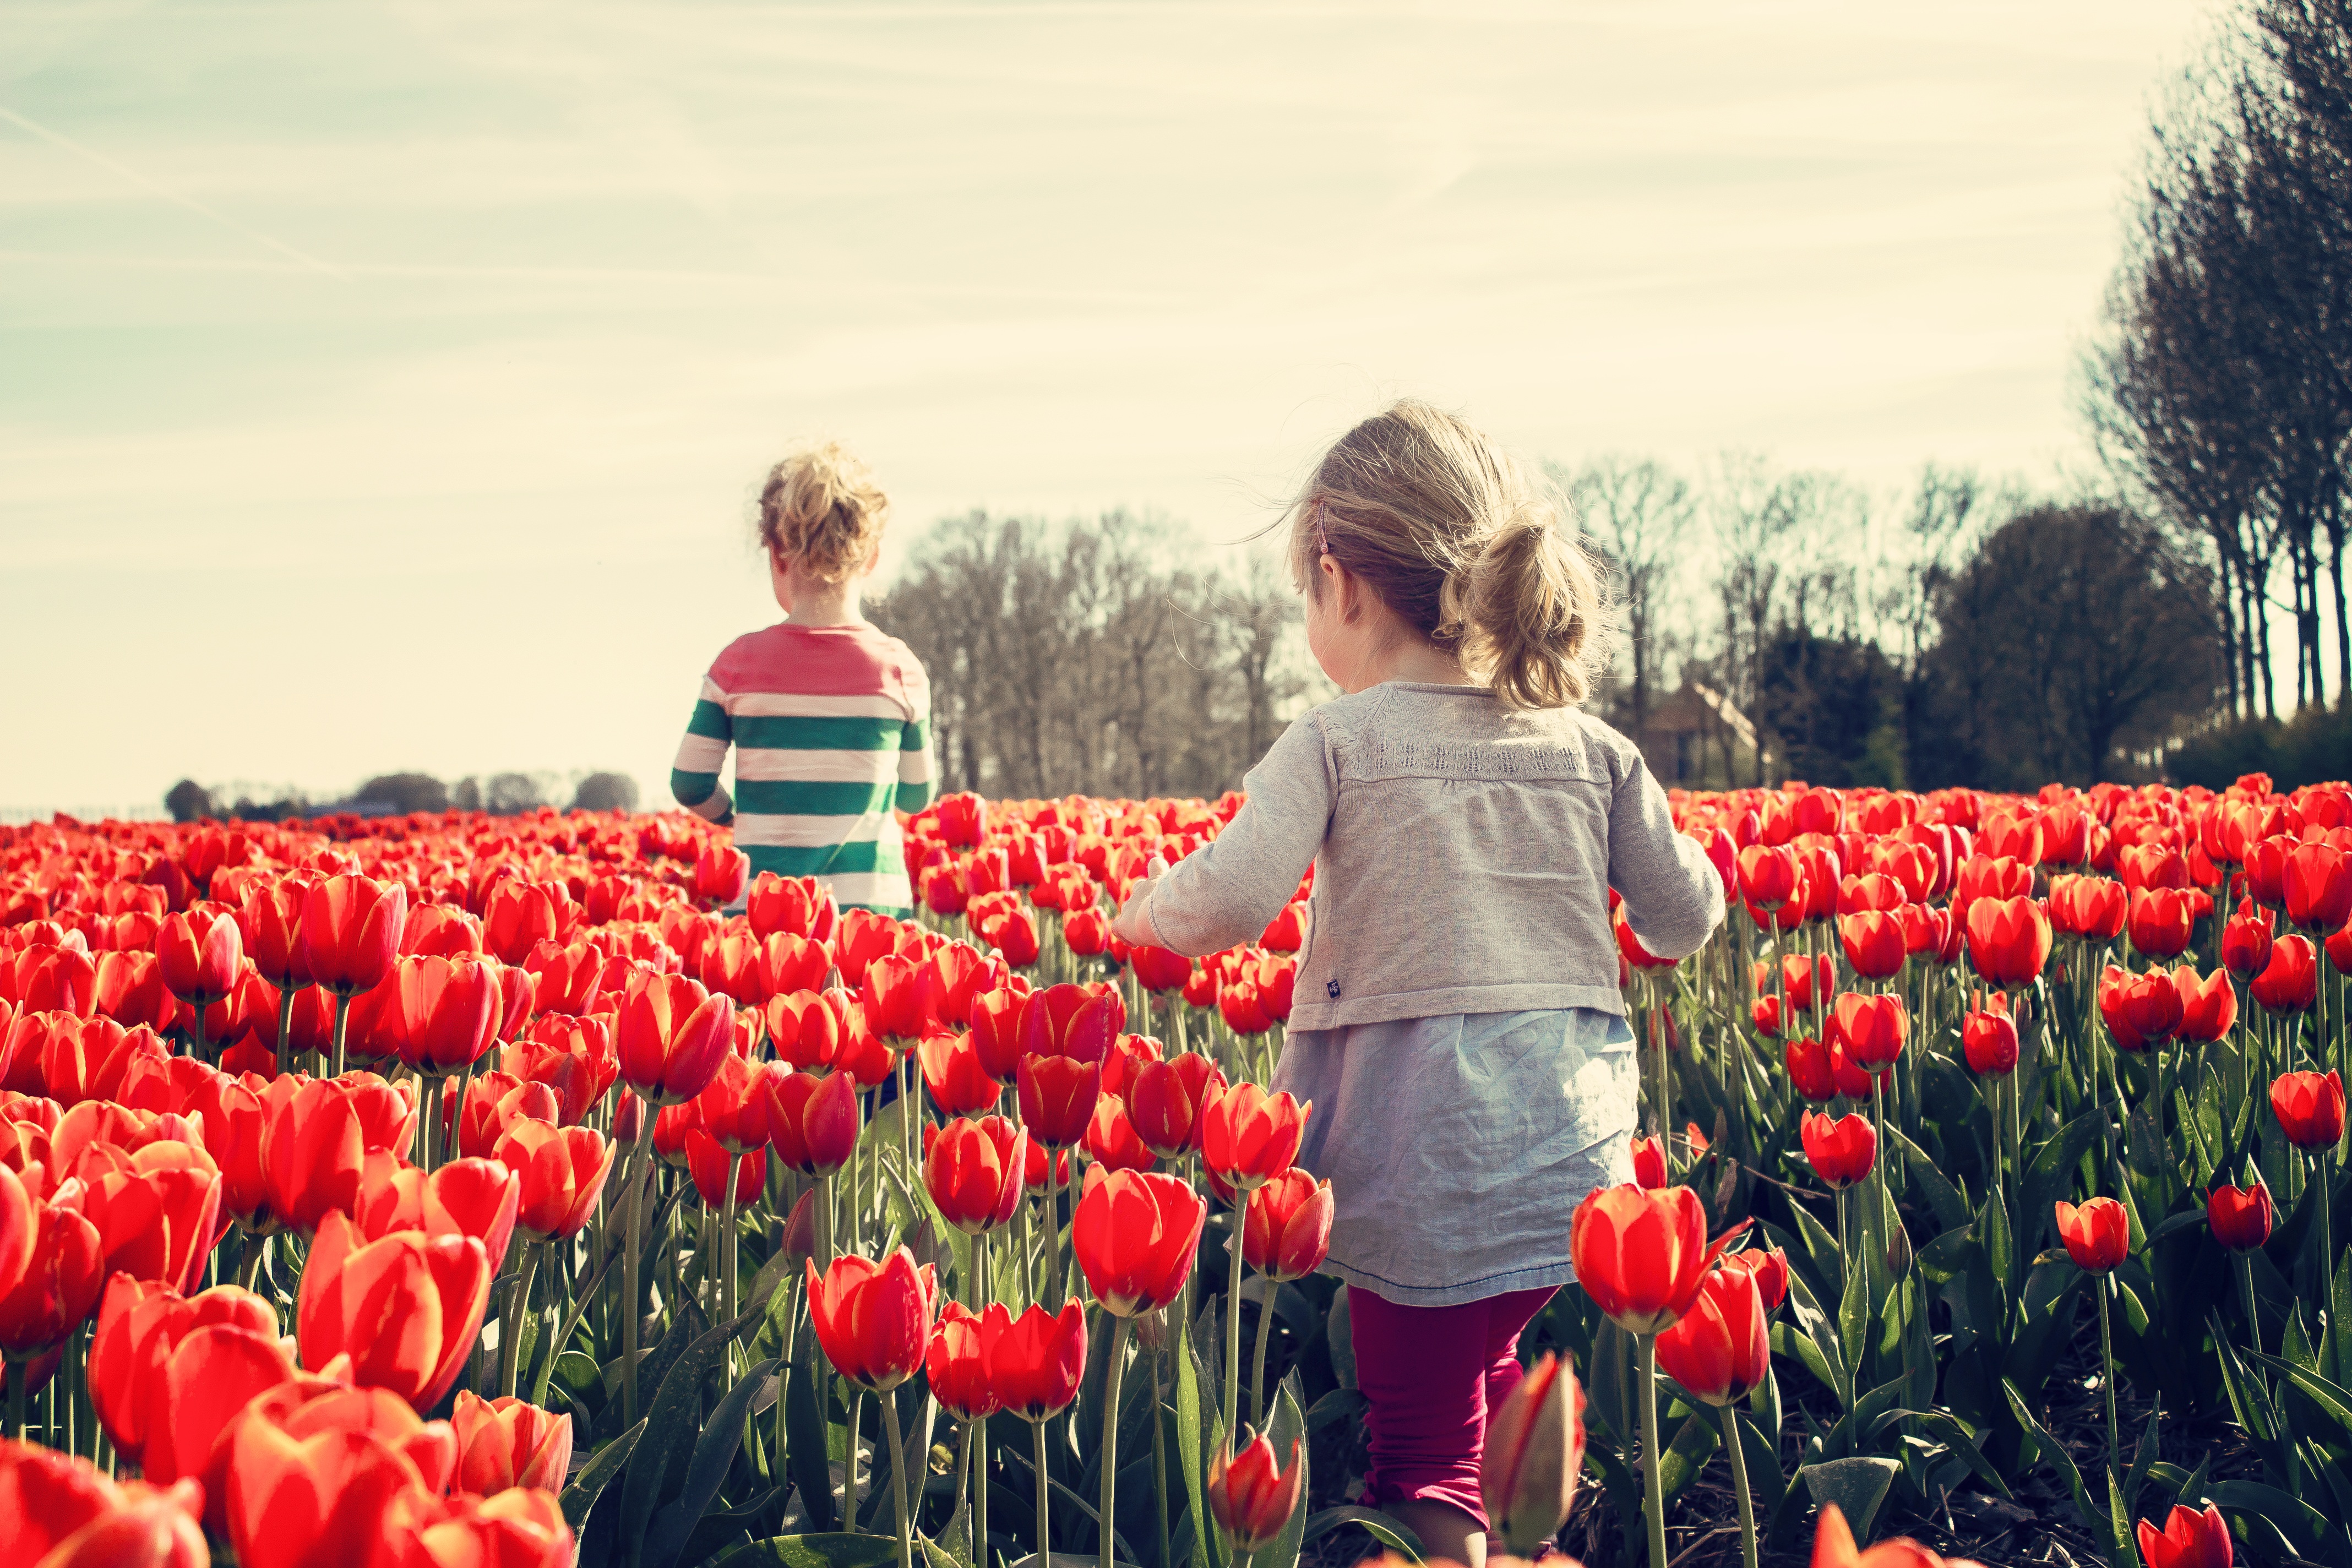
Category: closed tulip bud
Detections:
[
  {"x1": 1961, "y1": 998, "x2": 2018, "y2": 1075},
  {"x1": 917, "y1": 1027, "x2": 1000, "y2": 1118},
  {"x1": 2253, "y1": 934, "x2": 2320, "y2": 1013},
  {"x1": 1784, "y1": 1035, "x2": 1836, "y2": 1102},
  {"x1": 1017, "y1": 1053, "x2": 1100, "y2": 1151},
  {"x1": 1965, "y1": 896, "x2": 2051, "y2": 986},
  {"x1": 617, "y1": 970, "x2": 734, "y2": 1106},
  {"x1": 763, "y1": 1066, "x2": 859, "y2": 1175},
  {"x1": 294, "y1": 874, "x2": 409, "y2": 997},
  {"x1": 1886, "y1": 1219, "x2": 1914, "y2": 1279},
  {"x1": 1569, "y1": 1183, "x2": 1743, "y2": 1336},
  {"x1": 1207, "y1": 1432, "x2": 1304, "y2": 1554},
  {"x1": 1129, "y1": 1052, "x2": 1228, "y2": 1158},
  {"x1": 1242, "y1": 1168, "x2": 1333, "y2": 1281},
  {"x1": 781, "y1": 1188, "x2": 817, "y2": 1266},
  {"x1": 450, "y1": 1390, "x2": 573, "y2": 1495},
  {"x1": 1736, "y1": 845, "x2": 1799, "y2": 911},
  {"x1": 2271, "y1": 1069, "x2": 2346, "y2": 1150},
  {"x1": 2207, "y1": 1182, "x2": 2272, "y2": 1252},
  {"x1": 157, "y1": 909, "x2": 243, "y2": 1009},
  {"x1": 496, "y1": 1120, "x2": 616, "y2": 1242},
  {"x1": 1630, "y1": 1134, "x2": 1668, "y2": 1189},
  {"x1": 1656, "y1": 1264, "x2": 1771, "y2": 1406},
  {"x1": 2137, "y1": 1501, "x2": 2233, "y2": 1568},
  {"x1": 2222, "y1": 899, "x2": 2275, "y2": 979},
  {"x1": 1800, "y1": 1109, "x2": 1876, "y2": 1190},
  {"x1": 993, "y1": 1300, "x2": 1088, "y2": 1420},
  {"x1": 807, "y1": 1248, "x2": 938, "y2": 1393},
  {"x1": 1832, "y1": 992, "x2": 1907, "y2": 1070},
  {"x1": 2055, "y1": 1197, "x2": 2130, "y2": 1273},
  {"x1": 1074, "y1": 1167, "x2": 1206, "y2": 1316},
  {"x1": 1838, "y1": 911, "x2": 1907, "y2": 980},
  {"x1": 1478, "y1": 1351, "x2": 1585, "y2": 1556},
  {"x1": 1720, "y1": 1245, "x2": 1790, "y2": 1312},
  {"x1": 924, "y1": 1115, "x2": 1027, "y2": 1234}
]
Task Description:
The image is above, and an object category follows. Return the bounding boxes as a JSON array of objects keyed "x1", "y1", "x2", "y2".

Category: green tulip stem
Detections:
[
  {"x1": 1047, "y1": 1147, "x2": 1065, "y2": 1311},
  {"x1": 1034, "y1": 1415, "x2": 1054, "y2": 1568},
  {"x1": 500, "y1": 1243, "x2": 540, "y2": 1397},
  {"x1": 2240, "y1": 1250, "x2": 2263, "y2": 1360},
  {"x1": 1638, "y1": 1334, "x2": 1667, "y2": 1568},
  {"x1": 237, "y1": 1231, "x2": 268, "y2": 1292},
  {"x1": 2318, "y1": 1148, "x2": 2335, "y2": 1287},
  {"x1": 1152, "y1": 1343, "x2": 1173, "y2": 1568},
  {"x1": 847, "y1": 1393, "x2": 866, "y2": 1532},
  {"x1": 1223, "y1": 1210, "x2": 1247, "y2": 1445},
  {"x1": 329, "y1": 990, "x2": 354, "y2": 1078},
  {"x1": 721, "y1": 1153, "x2": 743, "y2": 1329},
  {"x1": 1248, "y1": 1270, "x2": 1278, "y2": 1433},
  {"x1": 1719, "y1": 1403, "x2": 1757, "y2": 1568},
  {"x1": 2097, "y1": 1272, "x2": 2121, "y2": 1474},
  {"x1": 619, "y1": 1108, "x2": 659, "y2": 1429},
  {"x1": 273, "y1": 985, "x2": 296, "y2": 1080},
  {"x1": 884, "y1": 1387, "x2": 916, "y2": 1568},
  {"x1": 1099, "y1": 1314, "x2": 1131, "y2": 1568}
]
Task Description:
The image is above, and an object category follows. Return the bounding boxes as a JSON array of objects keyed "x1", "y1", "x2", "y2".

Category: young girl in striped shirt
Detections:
[{"x1": 670, "y1": 440, "x2": 937, "y2": 914}]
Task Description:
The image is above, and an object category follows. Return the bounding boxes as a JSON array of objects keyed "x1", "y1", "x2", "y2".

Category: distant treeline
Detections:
[{"x1": 163, "y1": 771, "x2": 641, "y2": 823}]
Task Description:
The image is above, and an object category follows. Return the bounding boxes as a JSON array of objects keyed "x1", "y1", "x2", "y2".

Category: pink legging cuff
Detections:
[{"x1": 1344, "y1": 1284, "x2": 1559, "y2": 1530}]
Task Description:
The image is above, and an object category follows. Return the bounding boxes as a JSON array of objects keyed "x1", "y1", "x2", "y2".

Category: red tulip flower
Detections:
[
  {"x1": 1199, "y1": 1083, "x2": 1310, "y2": 1194},
  {"x1": 918, "y1": 1027, "x2": 1000, "y2": 1118},
  {"x1": 2126, "y1": 888, "x2": 2195, "y2": 960},
  {"x1": 2271, "y1": 1069, "x2": 2346, "y2": 1150},
  {"x1": 2253, "y1": 934, "x2": 2320, "y2": 1012},
  {"x1": 1838, "y1": 911, "x2": 1907, "y2": 980},
  {"x1": 1242, "y1": 1168, "x2": 1333, "y2": 1282},
  {"x1": 2173, "y1": 965, "x2": 2238, "y2": 1043},
  {"x1": 88, "y1": 1275, "x2": 287, "y2": 1479},
  {"x1": 74, "y1": 1136, "x2": 224, "y2": 1294},
  {"x1": 1965, "y1": 896, "x2": 2051, "y2": 986},
  {"x1": 925, "y1": 1115, "x2": 1028, "y2": 1234},
  {"x1": 1479, "y1": 1349, "x2": 1585, "y2": 1555},
  {"x1": 2048, "y1": 874, "x2": 2128, "y2": 942},
  {"x1": 2055, "y1": 1197, "x2": 2130, "y2": 1272},
  {"x1": 295, "y1": 875, "x2": 409, "y2": 997},
  {"x1": 925, "y1": 1300, "x2": 1008, "y2": 1423},
  {"x1": 1832, "y1": 992, "x2": 1906, "y2": 1071},
  {"x1": 1568, "y1": 1183, "x2": 1741, "y2": 1335},
  {"x1": 2207, "y1": 1182, "x2": 2273, "y2": 1252},
  {"x1": 297, "y1": 1209, "x2": 493, "y2": 1412},
  {"x1": 1961, "y1": 997, "x2": 2018, "y2": 1075},
  {"x1": 496, "y1": 1119, "x2": 616, "y2": 1242},
  {"x1": 1655, "y1": 1262, "x2": 1771, "y2": 1405},
  {"x1": 1017, "y1": 1052, "x2": 1101, "y2": 1152},
  {"x1": 2137, "y1": 1501, "x2": 2233, "y2": 1568},
  {"x1": 388, "y1": 955, "x2": 502, "y2": 1076},
  {"x1": 1128, "y1": 1053, "x2": 1229, "y2": 1159},
  {"x1": 482, "y1": 881, "x2": 569, "y2": 967},
  {"x1": 450, "y1": 1390, "x2": 572, "y2": 1495},
  {"x1": 0, "y1": 1439, "x2": 208, "y2": 1567},
  {"x1": 2285, "y1": 842, "x2": 2352, "y2": 930},
  {"x1": 1784, "y1": 1036, "x2": 1836, "y2": 1102},
  {"x1": 764, "y1": 990, "x2": 844, "y2": 1075},
  {"x1": 2099, "y1": 965, "x2": 2185, "y2": 1053},
  {"x1": 807, "y1": 1248, "x2": 938, "y2": 1393},
  {"x1": 1206, "y1": 1431, "x2": 1304, "y2": 1553},
  {"x1": 353, "y1": 1156, "x2": 521, "y2": 1275},
  {"x1": 1630, "y1": 1134, "x2": 1667, "y2": 1190},
  {"x1": 220, "y1": 1395, "x2": 445, "y2": 1568},
  {"x1": 993, "y1": 1300, "x2": 1088, "y2": 1420},
  {"x1": 615, "y1": 971, "x2": 734, "y2": 1107},
  {"x1": 1073, "y1": 1167, "x2": 1207, "y2": 1316},
  {"x1": 747, "y1": 872, "x2": 839, "y2": 943},
  {"x1": 264, "y1": 1077, "x2": 371, "y2": 1235},
  {"x1": 157, "y1": 908, "x2": 243, "y2": 1011},
  {"x1": 0, "y1": 1187, "x2": 103, "y2": 1358},
  {"x1": 2223, "y1": 899, "x2": 2277, "y2": 979},
  {"x1": 1800, "y1": 1110, "x2": 1877, "y2": 1190},
  {"x1": 1721, "y1": 1245, "x2": 1791, "y2": 1312},
  {"x1": 685, "y1": 1128, "x2": 766, "y2": 1209},
  {"x1": 765, "y1": 1068, "x2": 860, "y2": 1176},
  {"x1": 1736, "y1": 845, "x2": 1799, "y2": 911}
]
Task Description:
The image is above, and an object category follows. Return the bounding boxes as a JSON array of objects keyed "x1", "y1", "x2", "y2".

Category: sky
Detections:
[{"x1": 0, "y1": 0, "x2": 2220, "y2": 817}]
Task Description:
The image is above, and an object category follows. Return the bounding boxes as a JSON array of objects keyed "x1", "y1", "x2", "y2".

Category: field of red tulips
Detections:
[{"x1": 0, "y1": 773, "x2": 2340, "y2": 1568}]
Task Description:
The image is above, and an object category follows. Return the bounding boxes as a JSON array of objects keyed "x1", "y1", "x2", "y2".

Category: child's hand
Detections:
[{"x1": 1111, "y1": 856, "x2": 1169, "y2": 946}]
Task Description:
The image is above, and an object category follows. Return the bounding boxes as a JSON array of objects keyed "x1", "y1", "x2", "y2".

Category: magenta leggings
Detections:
[{"x1": 1346, "y1": 1284, "x2": 1559, "y2": 1528}]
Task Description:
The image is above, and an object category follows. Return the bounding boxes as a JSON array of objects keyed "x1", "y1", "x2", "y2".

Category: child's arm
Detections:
[
  {"x1": 896, "y1": 663, "x2": 937, "y2": 814},
  {"x1": 669, "y1": 678, "x2": 736, "y2": 825},
  {"x1": 1116, "y1": 717, "x2": 1330, "y2": 957},
  {"x1": 1608, "y1": 755, "x2": 1723, "y2": 961}
]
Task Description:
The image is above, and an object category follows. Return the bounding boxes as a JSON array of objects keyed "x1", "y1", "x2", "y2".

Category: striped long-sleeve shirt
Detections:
[{"x1": 669, "y1": 622, "x2": 936, "y2": 913}]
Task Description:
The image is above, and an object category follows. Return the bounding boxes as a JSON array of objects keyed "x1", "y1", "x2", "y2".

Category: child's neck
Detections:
[{"x1": 790, "y1": 586, "x2": 864, "y2": 627}]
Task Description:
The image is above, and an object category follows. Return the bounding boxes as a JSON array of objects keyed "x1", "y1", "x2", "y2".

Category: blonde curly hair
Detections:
[{"x1": 756, "y1": 439, "x2": 890, "y2": 584}]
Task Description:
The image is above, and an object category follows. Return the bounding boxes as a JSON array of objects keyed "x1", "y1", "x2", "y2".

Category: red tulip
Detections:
[
  {"x1": 1479, "y1": 1349, "x2": 1585, "y2": 1555},
  {"x1": 297, "y1": 1208, "x2": 493, "y2": 1412},
  {"x1": 924, "y1": 1115, "x2": 1027, "y2": 1234},
  {"x1": 1736, "y1": 845, "x2": 1799, "y2": 911},
  {"x1": 450, "y1": 1390, "x2": 572, "y2": 1494},
  {"x1": 0, "y1": 1186, "x2": 102, "y2": 1357},
  {"x1": 1017, "y1": 1052, "x2": 1100, "y2": 1152},
  {"x1": 2048, "y1": 874, "x2": 2128, "y2": 942},
  {"x1": 2099, "y1": 965, "x2": 2184, "y2": 1053},
  {"x1": 918, "y1": 1027, "x2": 1000, "y2": 1118},
  {"x1": 1654, "y1": 1262, "x2": 1771, "y2": 1405},
  {"x1": 88, "y1": 1274, "x2": 286, "y2": 1479},
  {"x1": 747, "y1": 872, "x2": 839, "y2": 943},
  {"x1": 1128, "y1": 1053, "x2": 1228, "y2": 1159},
  {"x1": 157, "y1": 908, "x2": 243, "y2": 1010},
  {"x1": 1721, "y1": 1245, "x2": 1790, "y2": 1312},
  {"x1": 2207, "y1": 1183, "x2": 2272, "y2": 1252},
  {"x1": 1083, "y1": 1093, "x2": 1157, "y2": 1172},
  {"x1": 1206, "y1": 1431, "x2": 1303, "y2": 1553},
  {"x1": 1832, "y1": 992, "x2": 1906, "y2": 1071},
  {"x1": 386, "y1": 955, "x2": 502, "y2": 1076},
  {"x1": 2223, "y1": 899, "x2": 2276, "y2": 979},
  {"x1": 0, "y1": 1438, "x2": 207, "y2": 1566},
  {"x1": 2055, "y1": 1196, "x2": 2129, "y2": 1272},
  {"x1": 1630, "y1": 1134, "x2": 1667, "y2": 1189},
  {"x1": 264, "y1": 1077, "x2": 369, "y2": 1235},
  {"x1": 1961, "y1": 997, "x2": 2018, "y2": 1075},
  {"x1": 807, "y1": 1248, "x2": 938, "y2": 1392},
  {"x1": 925, "y1": 1300, "x2": 1007, "y2": 1420},
  {"x1": 764, "y1": 989, "x2": 843, "y2": 1074},
  {"x1": 2137, "y1": 1502, "x2": 2233, "y2": 1568},
  {"x1": 1965, "y1": 896, "x2": 2051, "y2": 986},
  {"x1": 355, "y1": 1156, "x2": 521, "y2": 1275},
  {"x1": 615, "y1": 971, "x2": 734, "y2": 1106},
  {"x1": 1810, "y1": 1502, "x2": 1989, "y2": 1567},
  {"x1": 2252, "y1": 934, "x2": 2320, "y2": 1012},
  {"x1": 1073, "y1": 1167, "x2": 1206, "y2": 1316},
  {"x1": 1784, "y1": 1036, "x2": 1836, "y2": 1102},
  {"x1": 764, "y1": 1066, "x2": 859, "y2": 1175},
  {"x1": 1019, "y1": 983, "x2": 1123, "y2": 1062},
  {"x1": 221, "y1": 1399, "x2": 444, "y2": 1568},
  {"x1": 75, "y1": 1136, "x2": 224, "y2": 1293},
  {"x1": 1568, "y1": 1183, "x2": 1740, "y2": 1335},
  {"x1": 993, "y1": 1300, "x2": 1087, "y2": 1420},
  {"x1": 1838, "y1": 911, "x2": 1907, "y2": 980},
  {"x1": 2271, "y1": 1069, "x2": 2346, "y2": 1150},
  {"x1": 1800, "y1": 1110, "x2": 1876, "y2": 1190},
  {"x1": 496, "y1": 1119, "x2": 616, "y2": 1242},
  {"x1": 1199, "y1": 1083, "x2": 1310, "y2": 1193},
  {"x1": 2173, "y1": 965, "x2": 2238, "y2": 1043},
  {"x1": 295, "y1": 875, "x2": 409, "y2": 997},
  {"x1": 685, "y1": 1128, "x2": 766, "y2": 1208},
  {"x1": 94, "y1": 951, "x2": 177, "y2": 1033},
  {"x1": 482, "y1": 881, "x2": 569, "y2": 967},
  {"x1": 2285, "y1": 842, "x2": 2352, "y2": 930},
  {"x1": 1242, "y1": 1168, "x2": 1332, "y2": 1281},
  {"x1": 2126, "y1": 888, "x2": 2195, "y2": 960}
]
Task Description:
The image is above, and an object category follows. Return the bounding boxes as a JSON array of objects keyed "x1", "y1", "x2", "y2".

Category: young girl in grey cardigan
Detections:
[{"x1": 1112, "y1": 400, "x2": 1723, "y2": 1566}]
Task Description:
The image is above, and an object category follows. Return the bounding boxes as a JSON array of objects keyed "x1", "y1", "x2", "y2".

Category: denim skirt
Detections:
[{"x1": 1270, "y1": 1008, "x2": 1638, "y2": 1308}]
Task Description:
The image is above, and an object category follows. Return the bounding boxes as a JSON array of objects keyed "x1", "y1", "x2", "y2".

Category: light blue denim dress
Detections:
[{"x1": 1271, "y1": 1008, "x2": 1638, "y2": 1308}]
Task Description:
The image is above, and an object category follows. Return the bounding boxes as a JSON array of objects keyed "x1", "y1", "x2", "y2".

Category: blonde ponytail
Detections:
[{"x1": 1285, "y1": 400, "x2": 1615, "y2": 710}]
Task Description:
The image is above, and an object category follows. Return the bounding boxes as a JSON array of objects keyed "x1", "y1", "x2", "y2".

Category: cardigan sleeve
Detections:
[{"x1": 669, "y1": 673, "x2": 736, "y2": 824}]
